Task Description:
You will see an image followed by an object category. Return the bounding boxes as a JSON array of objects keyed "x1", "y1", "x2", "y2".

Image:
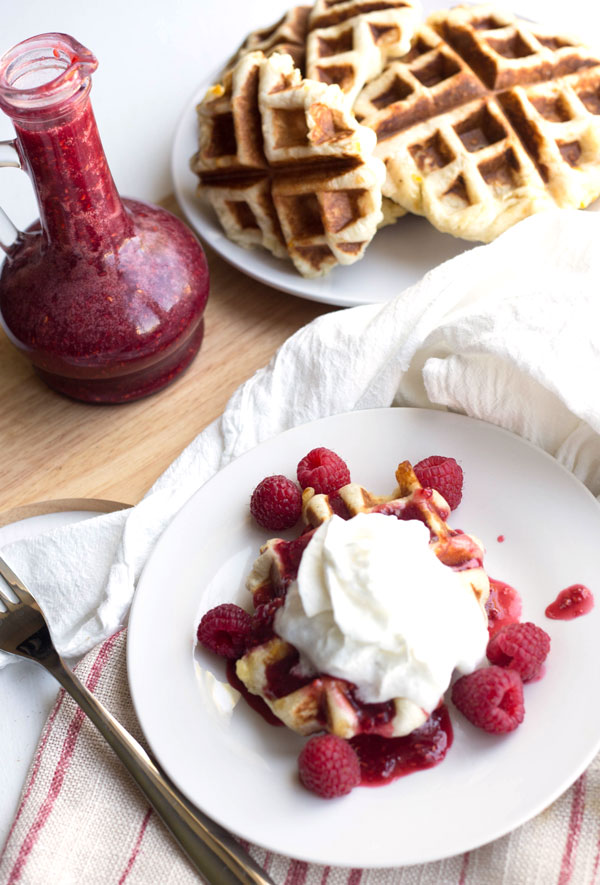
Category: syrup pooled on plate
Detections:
[
  {"x1": 485, "y1": 578, "x2": 523, "y2": 637},
  {"x1": 545, "y1": 585, "x2": 594, "y2": 620},
  {"x1": 350, "y1": 707, "x2": 453, "y2": 787}
]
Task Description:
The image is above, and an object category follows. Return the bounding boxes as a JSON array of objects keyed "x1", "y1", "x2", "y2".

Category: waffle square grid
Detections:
[{"x1": 354, "y1": 4, "x2": 600, "y2": 241}]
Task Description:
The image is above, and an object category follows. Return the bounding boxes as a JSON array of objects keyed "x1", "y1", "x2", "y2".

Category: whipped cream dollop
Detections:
[{"x1": 274, "y1": 513, "x2": 488, "y2": 713}]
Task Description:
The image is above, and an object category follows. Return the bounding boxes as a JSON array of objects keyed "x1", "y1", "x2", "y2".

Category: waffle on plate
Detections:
[
  {"x1": 355, "y1": 3, "x2": 600, "y2": 240},
  {"x1": 306, "y1": 0, "x2": 421, "y2": 107},
  {"x1": 236, "y1": 461, "x2": 490, "y2": 739},
  {"x1": 224, "y1": 1, "x2": 421, "y2": 109},
  {"x1": 222, "y1": 5, "x2": 312, "y2": 77},
  {"x1": 191, "y1": 2, "x2": 600, "y2": 275},
  {"x1": 192, "y1": 50, "x2": 386, "y2": 277}
]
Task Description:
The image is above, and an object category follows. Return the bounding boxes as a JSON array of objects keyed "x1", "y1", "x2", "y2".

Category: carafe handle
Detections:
[{"x1": 0, "y1": 138, "x2": 25, "y2": 254}]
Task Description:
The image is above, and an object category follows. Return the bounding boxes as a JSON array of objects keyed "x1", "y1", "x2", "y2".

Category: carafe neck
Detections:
[{"x1": 0, "y1": 33, "x2": 131, "y2": 251}]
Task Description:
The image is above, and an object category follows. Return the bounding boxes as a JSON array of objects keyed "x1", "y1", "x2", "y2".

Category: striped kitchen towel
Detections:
[{"x1": 1, "y1": 628, "x2": 599, "y2": 885}]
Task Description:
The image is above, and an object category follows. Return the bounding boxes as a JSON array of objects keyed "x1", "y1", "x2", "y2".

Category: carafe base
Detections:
[{"x1": 34, "y1": 317, "x2": 205, "y2": 404}]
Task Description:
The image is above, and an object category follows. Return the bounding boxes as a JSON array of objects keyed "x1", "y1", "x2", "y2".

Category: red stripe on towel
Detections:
[
  {"x1": 6, "y1": 634, "x2": 119, "y2": 884},
  {"x1": 347, "y1": 869, "x2": 363, "y2": 885},
  {"x1": 589, "y1": 822, "x2": 600, "y2": 885},
  {"x1": 118, "y1": 807, "x2": 153, "y2": 884},
  {"x1": 1, "y1": 688, "x2": 67, "y2": 850},
  {"x1": 558, "y1": 774, "x2": 587, "y2": 885},
  {"x1": 458, "y1": 851, "x2": 471, "y2": 884},
  {"x1": 285, "y1": 859, "x2": 309, "y2": 885}
]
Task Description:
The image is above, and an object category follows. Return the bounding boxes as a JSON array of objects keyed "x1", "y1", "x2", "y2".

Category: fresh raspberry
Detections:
[
  {"x1": 296, "y1": 447, "x2": 351, "y2": 495},
  {"x1": 451, "y1": 666, "x2": 524, "y2": 734},
  {"x1": 250, "y1": 475, "x2": 302, "y2": 530},
  {"x1": 298, "y1": 734, "x2": 361, "y2": 798},
  {"x1": 486, "y1": 622, "x2": 550, "y2": 682},
  {"x1": 196, "y1": 603, "x2": 252, "y2": 659},
  {"x1": 413, "y1": 455, "x2": 463, "y2": 510}
]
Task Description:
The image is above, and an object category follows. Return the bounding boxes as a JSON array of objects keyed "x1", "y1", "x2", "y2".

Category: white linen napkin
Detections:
[{"x1": 1, "y1": 207, "x2": 600, "y2": 667}]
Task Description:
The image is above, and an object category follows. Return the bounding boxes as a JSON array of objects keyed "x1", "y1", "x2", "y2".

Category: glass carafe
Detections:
[{"x1": 0, "y1": 33, "x2": 209, "y2": 403}]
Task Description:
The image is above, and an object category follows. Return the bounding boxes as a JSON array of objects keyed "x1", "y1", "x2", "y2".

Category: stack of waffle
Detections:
[
  {"x1": 192, "y1": 51, "x2": 385, "y2": 277},
  {"x1": 236, "y1": 461, "x2": 490, "y2": 739},
  {"x1": 192, "y1": 3, "x2": 600, "y2": 275}
]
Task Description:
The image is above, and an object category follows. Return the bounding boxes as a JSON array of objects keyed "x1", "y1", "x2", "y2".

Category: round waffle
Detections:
[{"x1": 355, "y1": 3, "x2": 600, "y2": 241}]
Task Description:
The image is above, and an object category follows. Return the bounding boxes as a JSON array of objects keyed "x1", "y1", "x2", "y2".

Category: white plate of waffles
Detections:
[
  {"x1": 172, "y1": 76, "x2": 474, "y2": 307},
  {"x1": 128, "y1": 408, "x2": 600, "y2": 868},
  {"x1": 172, "y1": 1, "x2": 600, "y2": 307}
]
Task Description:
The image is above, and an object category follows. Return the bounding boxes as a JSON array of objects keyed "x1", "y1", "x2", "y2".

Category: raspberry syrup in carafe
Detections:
[{"x1": 0, "y1": 34, "x2": 209, "y2": 402}]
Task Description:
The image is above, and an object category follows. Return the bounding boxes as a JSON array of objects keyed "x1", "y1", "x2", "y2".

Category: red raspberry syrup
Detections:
[
  {"x1": 545, "y1": 585, "x2": 594, "y2": 620},
  {"x1": 485, "y1": 578, "x2": 523, "y2": 637},
  {"x1": 0, "y1": 35, "x2": 209, "y2": 403},
  {"x1": 226, "y1": 651, "x2": 453, "y2": 785},
  {"x1": 226, "y1": 661, "x2": 283, "y2": 728},
  {"x1": 350, "y1": 707, "x2": 453, "y2": 786}
]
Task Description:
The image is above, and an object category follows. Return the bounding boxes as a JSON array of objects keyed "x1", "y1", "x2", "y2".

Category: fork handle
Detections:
[{"x1": 49, "y1": 659, "x2": 275, "y2": 885}]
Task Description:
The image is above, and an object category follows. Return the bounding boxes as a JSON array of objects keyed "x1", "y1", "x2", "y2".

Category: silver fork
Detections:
[{"x1": 0, "y1": 554, "x2": 274, "y2": 885}]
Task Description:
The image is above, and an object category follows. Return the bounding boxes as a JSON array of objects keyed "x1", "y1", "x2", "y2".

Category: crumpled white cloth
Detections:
[{"x1": 2, "y1": 207, "x2": 600, "y2": 667}]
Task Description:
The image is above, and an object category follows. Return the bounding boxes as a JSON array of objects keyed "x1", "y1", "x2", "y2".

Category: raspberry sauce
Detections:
[
  {"x1": 228, "y1": 648, "x2": 453, "y2": 784},
  {"x1": 374, "y1": 488, "x2": 450, "y2": 527},
  {"x1": 276, "y1": 533, "x2": 314, "y2": 586},
  {"x1": 226, "y1": 660, "x2": 283, "y2": 727},
  {"x1": 347, "y1": 688, "x2": 396, "y2": 733},
  {"x1": 545, "y1": 585, "x2": 594, "y2": 620},
  {"x1": 485, "y1": 577, "x2": 522, "y2": 637},
  {"x1": 0, "y1": 34, "x2": 209, "y2": 403},
  {"x1": 350, "y1": 706, "x2": 453, "y2": 786},
  {"x1": 264, "y1": 648, "x2": 314, "y2": 699},
  {"x1": 259, "y1": 646, "x2": 398, "y2": 736},
  {"x1": 252, "y1": 533, "x2": 317, "y2": 607}
]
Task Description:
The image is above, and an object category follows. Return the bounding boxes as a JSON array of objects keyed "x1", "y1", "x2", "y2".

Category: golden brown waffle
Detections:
[
  {"x1": 305, "y1": 0, "x2": 421, "y2": 108},
  {"x1": 238, "y1": 461, "x2": 490, "y2": 739},
  {"x1": 223, "y1": 6, "x2": 311, "y2": 76},
  {"x1": 192, "y1": 51, "x2": 385, "y2": 277},
  {"x1": 380, "y1": 194, "x2": 407, "y2": 224},
  {"x1": 354, "y1": 4, "x2": 600, "y2": 241}
]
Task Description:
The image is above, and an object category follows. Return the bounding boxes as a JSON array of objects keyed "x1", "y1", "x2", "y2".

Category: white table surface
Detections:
[{"x1": 1, "y1": 0, "x2": 599, "y2": 853}]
